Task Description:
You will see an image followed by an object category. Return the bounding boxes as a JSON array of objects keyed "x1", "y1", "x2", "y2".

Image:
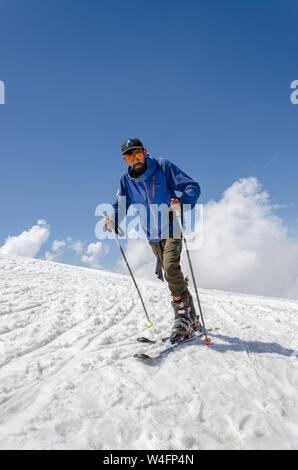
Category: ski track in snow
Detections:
[{"x1": 0, "y1": 255, "x2": 297, "y2": 450}]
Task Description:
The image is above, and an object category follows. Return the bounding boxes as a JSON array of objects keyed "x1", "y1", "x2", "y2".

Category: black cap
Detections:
[{"x1": 121, "y1": 138, "x2": 144, "y2": 155}]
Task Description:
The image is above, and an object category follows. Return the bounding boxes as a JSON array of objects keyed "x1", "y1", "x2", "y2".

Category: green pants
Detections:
[{"x1": 149, "y1": 236, "x2": 188, "y2": 298}]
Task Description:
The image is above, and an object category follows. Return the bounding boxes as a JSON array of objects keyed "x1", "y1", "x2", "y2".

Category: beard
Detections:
[
  {"x1": 133, "y1": 161, "x2": 144, "y2": 169},
  {"x1": 130, "y1": 158, "x2": 147, "y2": 177}
]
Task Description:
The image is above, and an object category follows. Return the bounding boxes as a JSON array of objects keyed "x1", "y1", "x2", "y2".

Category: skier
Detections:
[{"x1": 104, "y1": 138, "x2": 201, "y2": 343}]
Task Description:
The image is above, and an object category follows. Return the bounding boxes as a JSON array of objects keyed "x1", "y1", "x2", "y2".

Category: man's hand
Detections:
[
  {"x1": 170, "y1": 198, "x2": 182, "y2": 212},
  {"x1": 103, "y1": 215, "x2": 115, "y2": 232}
]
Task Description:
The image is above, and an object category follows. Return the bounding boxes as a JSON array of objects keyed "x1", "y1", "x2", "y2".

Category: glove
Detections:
[
  {"x1": 170, "y1": 198, "x2": 182, "y2": 212},
  {"x1": 103, "y1": 215, "x2": 116, "y2": 232}
]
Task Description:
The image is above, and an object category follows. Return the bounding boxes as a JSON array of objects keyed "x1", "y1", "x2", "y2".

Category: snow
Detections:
[{"x1": 0, "y1": 255, "x2": 297, "y2": 450}]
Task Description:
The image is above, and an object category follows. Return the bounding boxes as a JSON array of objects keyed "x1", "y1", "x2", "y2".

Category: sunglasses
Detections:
[{"x1": 123, "y1": 152, "x2": 144, "y2": 163}]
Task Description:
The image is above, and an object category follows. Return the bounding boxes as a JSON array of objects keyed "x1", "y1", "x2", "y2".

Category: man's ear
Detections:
[{"x1": 143, "y1": 148, "x2": 147, "y2": 157}]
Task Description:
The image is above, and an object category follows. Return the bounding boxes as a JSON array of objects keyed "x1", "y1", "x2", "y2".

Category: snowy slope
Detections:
[{"x1": 0, "y1": 255, "x2": 297, "y2": 450}]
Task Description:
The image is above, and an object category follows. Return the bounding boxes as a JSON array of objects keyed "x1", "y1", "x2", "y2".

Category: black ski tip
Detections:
[
  {"x1": 137, "y1": 337, "x2": 155, "y2": 344},
  {"x1": 134, "y1": 353, "x2": 151, "y2": 360}
]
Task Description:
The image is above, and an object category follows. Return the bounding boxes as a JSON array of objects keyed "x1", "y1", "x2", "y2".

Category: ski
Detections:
[
  {"x1": 136, "y1": 335, "x2": 170, "y2": 344},
  {"x1": 136, "y1": 327, "x2": 212, "y2": 345},
  {"x1": 134, "y1": 329, "x2": 212, "y2": 361}
]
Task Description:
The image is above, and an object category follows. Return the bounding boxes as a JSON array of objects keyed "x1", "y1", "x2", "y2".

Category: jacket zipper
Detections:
[{"x1": 143, "y1": 180, "x2": 160, "y2": 239}]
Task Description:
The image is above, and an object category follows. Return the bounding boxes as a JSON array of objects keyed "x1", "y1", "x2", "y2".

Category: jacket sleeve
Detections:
[
  {"x1": 112, "y1": 175, "x2": 132, "y2": 232},
  {"x1": 162, "y1": 159, "x2": 201, "y2": 208}
]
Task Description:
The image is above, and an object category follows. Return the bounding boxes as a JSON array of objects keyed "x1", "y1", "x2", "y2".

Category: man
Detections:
[{"x1": 104, "y1": 138, "x2": 201, "y2": 343}]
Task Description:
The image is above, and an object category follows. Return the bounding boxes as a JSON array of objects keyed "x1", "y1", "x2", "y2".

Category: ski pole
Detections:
[
  {"x1": 111, "y1": 228, "x2": 153, "y2": 328},
  {"x1": 175, "y1": 211, "x2": 211, "y2": 345}
]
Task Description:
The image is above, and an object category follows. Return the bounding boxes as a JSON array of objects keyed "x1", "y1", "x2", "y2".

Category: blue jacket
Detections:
[{"x1": 113, "y1": 155, "x2": 200, "y2": 242}]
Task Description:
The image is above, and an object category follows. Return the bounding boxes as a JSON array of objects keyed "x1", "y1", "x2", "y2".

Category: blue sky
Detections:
[{"x1": 1, "y1": 0, "x2": 298, "y2": 273}]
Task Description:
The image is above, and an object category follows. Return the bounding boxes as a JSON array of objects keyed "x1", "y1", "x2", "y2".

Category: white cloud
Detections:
[
  {"x1": 45, "y1": 238, "x2": 87, "y2": 262},
  {"x1": 81, "y1": 242, "x2": 109, "y2": 269},
  {"x1": 0, "y1": 220, "x2": 50, "y2": 258},
  {"x1": 71, "y1": 241, "x2": 84, "y2": 255},
  {"x1": 52, "y1": 240, "x2": 66, "y2": 252},
  {"x1": 0, "y1": 222, "x2": 110, "y2": 269},
  {"x1": 185, "y1": 177, "x2": 298, "y2": 299},
  {"x1": 44, "y1": 239, "x2": 67, "y2": 262},
  {"x1": 41, "y1": 236, "x2": 109, "y2": 266},
  {"x1": 37, "y1": 219, "x2": 47, "y2": 226},
  {"x1": 116, "y1": 178, "x2": 298, "y2": 300}
]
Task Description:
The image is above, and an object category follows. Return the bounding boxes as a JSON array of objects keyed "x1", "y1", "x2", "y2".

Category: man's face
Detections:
[{"x1": 125, "y1": 148, "x2": 147, "y2": 171}]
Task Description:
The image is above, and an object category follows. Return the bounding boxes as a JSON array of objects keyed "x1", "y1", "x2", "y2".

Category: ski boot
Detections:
[
  {"x1": 170, "y1": 294, "x2": 193, "y2": 343},
  {"x1": 188, "y1": 292, "x2": 203, "y2": 333},
  {"x1": 183, "y1": 278, "x2": 202, "y2": 332}
]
